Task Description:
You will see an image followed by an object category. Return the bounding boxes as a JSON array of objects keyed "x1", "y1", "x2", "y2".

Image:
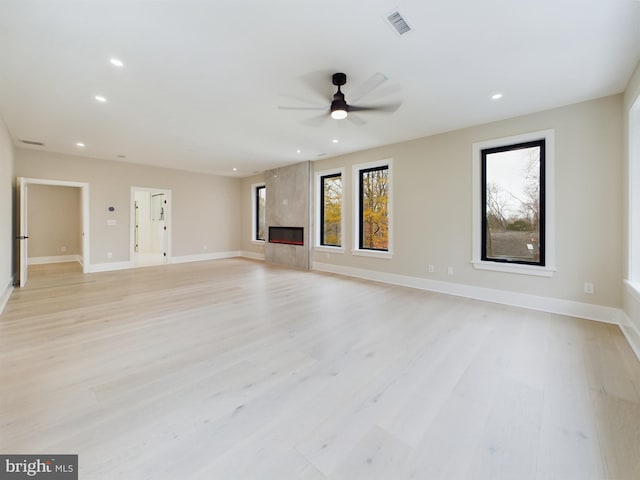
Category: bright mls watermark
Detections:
[{"x1": 0, "y1": 455, "x2": 77, "y2": 479}]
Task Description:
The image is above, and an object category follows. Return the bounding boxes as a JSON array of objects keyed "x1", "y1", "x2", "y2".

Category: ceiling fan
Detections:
[{"x1": 279, "y1": 72, "x2": 401, "y2": 125}]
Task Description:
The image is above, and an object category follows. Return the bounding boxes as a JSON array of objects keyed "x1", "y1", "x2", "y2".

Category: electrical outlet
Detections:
[
  {"x1": 61, "y1": 246, "x2": 67, "y2": 252},
  {"x1": 428, "y1": 264, "x2": 434, "y2": 273},
  {"x1": 107, "y1": 252, "x2": 113, "y2": 259},
  {"x1": 447, "y1": 266, "x2": 454, "y2": 275},
  {"x1": 203, "y1": 245, "x2": 208, "y2": 251},
  {"x1": 584, "y1": 282, "x2": 594, "y2": 294}
]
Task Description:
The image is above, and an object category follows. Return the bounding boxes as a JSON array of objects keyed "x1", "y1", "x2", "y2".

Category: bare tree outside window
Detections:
[
  {"x1": 482, "y1": 140, "x2": 545, "y2": 265},
  {"x1": 360, "y1": 166, "x2": 389, "y2": 250}
]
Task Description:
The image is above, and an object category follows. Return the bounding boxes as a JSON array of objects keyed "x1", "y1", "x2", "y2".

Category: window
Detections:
[
  {"x1": 629, "y1": 96, "x2": 640, "y2": 286},
  {"x1": 482, "y1": 140, "x2": 545, "y2": 265},
  {"x1": 472, "y1": 130, "x2": 555, "y2": 276},
  {"x1": 316, "y1": 170, "x2": 343, "y2": 248},
  {"x1": 252, "y1": 184, "x2": 266, "y2": 242},
  {"x1": 353, "y1": 159, "x2": 393, "y2": 257}
]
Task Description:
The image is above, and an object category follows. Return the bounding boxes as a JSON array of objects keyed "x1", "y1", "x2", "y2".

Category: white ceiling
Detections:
[{"x1": 1, "y1": 0, "x2": 639, "y2": 177}]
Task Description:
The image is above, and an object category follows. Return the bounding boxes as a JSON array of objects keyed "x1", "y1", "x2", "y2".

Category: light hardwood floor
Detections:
[{"x1": 1, "y1": 259, "x2": 639, "y2": 479}]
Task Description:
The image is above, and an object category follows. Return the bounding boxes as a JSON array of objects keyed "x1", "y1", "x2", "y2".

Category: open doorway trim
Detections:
[{"x1": 19, "y1": 177, "x2": 90, "y2": 275}]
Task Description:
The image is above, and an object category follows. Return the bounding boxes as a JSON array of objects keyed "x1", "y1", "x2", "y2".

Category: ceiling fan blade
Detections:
[
  {"x1": 278, "y1": 106, "x2": 328, "y2": 111},
  {"x1": 301, "y1": 114, "x2": 329, "y2": 127},
  {"x1": 348, "y1": 102, "x2": 402, "y2": 114},
  {"x1": 278, "y1": 93, "x2": 327, "y2": 108},
  {"x1": 347, "y1": 114, "x2": 367, "y2": 126},
  {"x1": 360, "y1": 84, "x2": 403, "y2": 102},
  {"x1": 299, "y1": 70, "x2": 336, "y2": 103},
  {"x1": 349, "y1": 73, "x2": 388, "y2": 103}
]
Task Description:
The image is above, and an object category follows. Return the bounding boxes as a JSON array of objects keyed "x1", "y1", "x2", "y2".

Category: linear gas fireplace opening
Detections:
[{"x1": 269, "y1": 226, "x2": 304, "y2": 246}]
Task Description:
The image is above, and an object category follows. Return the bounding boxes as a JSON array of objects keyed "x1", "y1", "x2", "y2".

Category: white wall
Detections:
[
  {"x1": 242, "y1": 95, "x2": 624, "y2": 321},
  {"x1": 27, "y1": 184, "x2": 81, "y2": 259},
  {"x1": 15, "y1": 149, "x2": 242, "y2": 267},
  {"x1": 0, "y1": 116, "x2": 15, "y2": 308},
  {"x1": 313, "y1": 95, "x2": 623, "y2": 308}
]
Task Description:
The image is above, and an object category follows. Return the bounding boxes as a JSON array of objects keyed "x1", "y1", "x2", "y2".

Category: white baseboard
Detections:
[
  {"x1": 84, "y1": 251, "x2": 242, "y2": 272},
  {"x1": 170, "y1": 251, "x2": 241, "y2": 264},
  {"x1": 620, "y1": 312, "x2": 640, "y2": 362},
  {"x1": 86, "y1": 261, "x2": 134, "y2": 273},
  {"x1": 622, "y1": 281, "x2": 640, "y2": 361},
  {"x1": 241, "y1": 251, "x2": 265, "y2": 261},
  {"x1": 0, "y1": 277, "x2": 14, "y2": 316},
  {"x1": 313, "y1": 262, "x2": 622, "y2": 326},
  {"x1": 28, "y1": 255, "x2": 81, "y2": 265}
]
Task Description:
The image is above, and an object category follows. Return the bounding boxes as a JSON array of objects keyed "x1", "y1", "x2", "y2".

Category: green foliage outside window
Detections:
[{"x1": 360, "y1": 166, "x2": 388, "y2": 250}]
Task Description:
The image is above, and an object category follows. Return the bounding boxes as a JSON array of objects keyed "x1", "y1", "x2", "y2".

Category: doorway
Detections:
[
  {"x1": 16, "y1": 177, "x2": 90, "y2": 287},
  {"x1": 130, "y1": 187, "x2": 171, "y2": 266}
]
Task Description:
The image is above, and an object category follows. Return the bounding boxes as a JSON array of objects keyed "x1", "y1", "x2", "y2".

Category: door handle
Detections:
[{"x1": 16, "y1": 236, "x2": 29, "y2": 240}]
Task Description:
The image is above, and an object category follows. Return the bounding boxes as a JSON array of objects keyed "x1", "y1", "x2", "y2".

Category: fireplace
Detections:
[{"x1": 269, "y1": 226, "x2": 304, "y2": 246}]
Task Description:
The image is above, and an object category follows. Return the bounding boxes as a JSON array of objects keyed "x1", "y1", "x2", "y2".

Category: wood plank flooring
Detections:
[{"x1": 1, "y1": 259, "x2": 639, "y2": 479}]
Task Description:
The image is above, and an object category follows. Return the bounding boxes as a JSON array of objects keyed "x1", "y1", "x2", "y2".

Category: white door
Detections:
[
  {"x1": 150, "y1": 193, "x2": 167, "y2": 259},
  {"x1": 17, "y1": 177, "x2": 28, "y2": 287},
  {"x1": 131, "y1": 187, "x2": 171, "y2": 266}
]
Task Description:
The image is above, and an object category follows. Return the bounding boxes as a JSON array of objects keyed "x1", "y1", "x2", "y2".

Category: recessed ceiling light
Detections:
[
  {"x1": 296, "y1": 149, "x2": 301, "y2": 154},
  {"x1": 95, "y1": 95, "x2": 107, "y2": 103},
  {"x1": 233, "y1": 167, "x2": 237, "y2": 172},
  {"x1": 110, "y1": 58, "x2": 124, "y2": 67},
  {"x1": 76, "y1": 142, "x2": 85, "y2": 148},
  {"x1": 332, "y1": 139, "x2": 339, "y2": 143},
  {"x1": 492, "y1": 93, "x2": 503, "y2": 100}
]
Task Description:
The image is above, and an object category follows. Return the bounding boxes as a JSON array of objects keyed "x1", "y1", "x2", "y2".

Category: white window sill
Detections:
[
  {"x1": 315, "y1": 246, "x2": 345, "y2": 254},
  {"x1": 471, "y1": 260, "x2": 555, "y2": 277},
  {"x1": 352, "y1": 249, "x2": 393, "y2": 259}
]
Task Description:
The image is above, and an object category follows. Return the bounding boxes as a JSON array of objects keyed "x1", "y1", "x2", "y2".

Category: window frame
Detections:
[
  {"x1": 352, "y1": 158, "x2": 393, "y2": 258},
  {"x1": 315, "y1": 168, "x2": 345, "y2": 253},
  {"x1": 472, "y1": 130, "x2": 555, "y2": 277},
  {"x1": 481, "y1": 139, "x2": 546, "y2": 266},
  {"x1": 251, "y1": 183, "x2": 266, "y2": 243},
  {"x1": 628, "y1": 96, "x2": 640, "y2": 289}
]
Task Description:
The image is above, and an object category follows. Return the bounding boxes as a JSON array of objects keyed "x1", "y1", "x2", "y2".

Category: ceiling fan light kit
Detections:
[{"x1": 330, "y1": 109, "x2": 348, "y2": 120}]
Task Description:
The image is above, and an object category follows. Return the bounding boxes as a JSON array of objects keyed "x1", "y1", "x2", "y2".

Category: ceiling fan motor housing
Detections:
[
  {"x1": 331, "y1": 91, "x2": 348, "y2": 116},
  {"x1": 332, "y1": 72, "x2": 347, "y2": 86}
]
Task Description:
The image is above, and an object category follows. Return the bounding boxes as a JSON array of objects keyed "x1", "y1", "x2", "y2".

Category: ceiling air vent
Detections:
[
  {"x1": 20, "y1": 139, "x2": 45, "y2": 147},
  {"x1": 387, "y1": 11, "x2": 411, "y2": 35}
]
